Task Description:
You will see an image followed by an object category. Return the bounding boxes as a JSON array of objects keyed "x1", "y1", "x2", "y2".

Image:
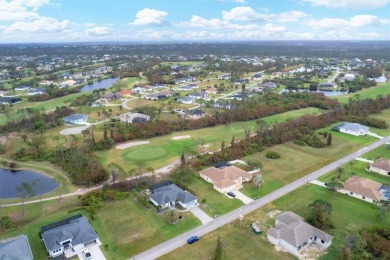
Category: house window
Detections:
[
  {"x1": 350, "y1": 192, "x2": 353, "y2": 195},
  {"x1": 298, "y1": 245, "x2": 302, "y2": 250},
  {"x1": 362, "y1": 196, "x2": 365, "y2": 199},
  {"x1": 321, "y1": 240, "x2": 325, "y2": 244}
]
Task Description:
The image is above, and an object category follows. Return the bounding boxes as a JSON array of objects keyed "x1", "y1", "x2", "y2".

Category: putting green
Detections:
[{"x1": 122, "y1": 147, "x2": 168, "y2": 161}]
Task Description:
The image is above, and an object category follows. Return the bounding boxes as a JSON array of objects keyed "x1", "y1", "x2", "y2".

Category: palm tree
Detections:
[{"x1": 167, "y1": 209, "x2": 177, "y2": 224}]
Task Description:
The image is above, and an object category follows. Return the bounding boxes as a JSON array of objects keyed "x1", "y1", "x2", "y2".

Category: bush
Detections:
[
  {"x1": 0, "y1": 143, "x2": 6, "y2": 154},
  {"x1": 265, "y1": 151, "x2": 281, "y2": 159}
]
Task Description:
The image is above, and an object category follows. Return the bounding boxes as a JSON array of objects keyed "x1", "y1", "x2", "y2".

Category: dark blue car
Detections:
[{"x1": 187, "y1": 236, "x2": 200, "y2": 244}]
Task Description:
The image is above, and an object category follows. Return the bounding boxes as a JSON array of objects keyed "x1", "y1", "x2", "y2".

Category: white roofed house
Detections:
[
  {"x1": 333, "y1": 122, "x2": 369, "y2": 136},
  {"x1": 267, "y1": 211, "x2": 333, "y2": 256}
]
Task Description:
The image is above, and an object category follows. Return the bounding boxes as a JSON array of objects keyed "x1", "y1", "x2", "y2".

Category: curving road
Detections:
[{"x1": 131, "y1": 135, "x2": 390, "y2": 260}]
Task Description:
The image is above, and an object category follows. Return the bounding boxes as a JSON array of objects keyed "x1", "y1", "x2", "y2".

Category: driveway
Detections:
[
  {"x1": 233, "y1": 190, "x2": 253, "y2": 204},
  {"x1": 189, "y1": 206, "x2": 213, "y2": 224},
  {"x1": 77, "y1": 241, "x2": 106, "y2": 260},
  {"x1": 60, "y1": 125, "x2": 90, "y2": 135}
]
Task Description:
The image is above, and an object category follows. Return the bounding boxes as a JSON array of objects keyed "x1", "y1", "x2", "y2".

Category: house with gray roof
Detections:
[
  {"x1": 267, "y1": 211, "x2": 333, "y2": 256},
  {"x1": 333, "y1": 122, "x2": 369, "y2": 136},
  {"x1": 40, "y1": 214, "x2": 99, "y2": 258},
  {"x1": 63, "y1": 114, "x2": 88, "y2": 125},
  {"x1": 0, "y1": 235, "x2": 33, "y2": 260},
  {"x1": 149, "y1": 181, "x2": 197, "y2": 209}
]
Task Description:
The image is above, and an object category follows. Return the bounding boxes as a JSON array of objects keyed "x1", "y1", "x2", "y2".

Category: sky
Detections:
[{"x1": 0, "y1": 0, "x2": 389, "y2": 43}]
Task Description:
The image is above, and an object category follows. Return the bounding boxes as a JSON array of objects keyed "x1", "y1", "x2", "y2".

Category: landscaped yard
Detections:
[
  {"x1": 95, "y1": 107, "x2": 321, "y2": 171},
  {"x1": 241, "y1": 127, "x2": 377, "y2": 199},
  {"x1": 161, "y1": 184, "x2": 390, "y2": 260}
]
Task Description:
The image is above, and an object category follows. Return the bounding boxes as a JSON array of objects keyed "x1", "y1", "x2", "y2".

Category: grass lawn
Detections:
[
  {"x1": 369, "y1": 108, "x2": 390, "y2": 136},
  {"x1": 272, "y1": 184, "x2": 390, "y2": 260},
  {"x1": 95, "y1": 107, "x2": 321, "y2": 170},
  {"x1": 180, "y1": 174, "x2": 243, "y2": 217},
  {"x1": 319, "y1": 160, "x2": 390, "y2": 186},
  {"x1": 95, "y1": 198, "x2": 201, "y2": 259},
  {"x1": 334, "y1": 82, "x2": 390, "y2": 104},
  {"x1": 162, "y1": 184, "x2": 390, "y2": 260},
  {"x1": 362, "y1": 144, "x2": 390, "y2": 160},
  {"x1": 241, "y1": 127, "x2": 377, "y2": 199}
]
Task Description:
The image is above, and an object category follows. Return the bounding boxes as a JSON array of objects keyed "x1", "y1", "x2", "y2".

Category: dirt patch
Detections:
[
  {"x1": 299, "y1": 244, "x2": 327, "y2": 260},
  {"x1": 121, "y1": 233, "x2": 144, "y2": 244},
  {"x1": 267, "y1": 209, "x2": 282, "y2": 218},
  {"x1": 116, "y1": 141, "x2": 150, "y2": 149},
  {"x1": 172, "y1": 135, "x2": 191, "y2": 140}
]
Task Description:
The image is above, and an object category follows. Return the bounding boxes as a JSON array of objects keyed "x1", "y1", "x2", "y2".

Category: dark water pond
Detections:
[
  {"x1": 0, "y1": 168, "x2": 59, "y2": 199},
  {"x1": 80, "y1": 77, "x2": 119, "y2": 92}
]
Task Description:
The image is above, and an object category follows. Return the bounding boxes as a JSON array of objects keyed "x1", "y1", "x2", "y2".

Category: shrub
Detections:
[{"x1": 265, "y1": 151, "x2": 281, "y2": 159}]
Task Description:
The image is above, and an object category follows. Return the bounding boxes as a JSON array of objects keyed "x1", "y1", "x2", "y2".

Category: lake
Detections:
[
  {"x1": 0, "y1": 168, "x2": 59, "y2": 199},
  {"x1": 80, "y1": 77, "x2": 119, "y2": 92},
  {"x1": 280, "y1": 89, "x2": 349, "y2": 96}
]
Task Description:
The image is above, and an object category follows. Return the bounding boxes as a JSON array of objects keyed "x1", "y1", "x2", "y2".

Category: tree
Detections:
[
  {"x1": 213, "y1": 235, "x2": 223, "y2": 260},
  {"x1": 307, "y1": 199, "x2": 333, "y2": 230},
  {"x1": 168, "y1": 209, "x2": 177, "y2": 223},
  {"x1": 326, "y1": 133, "x2": 332, "y2": 146},
  {"x1": 336, "y1": 167, "x2": 345, "y2": 178},
  {"x1": 16, "y1": 181, "x2": 36, "y2": 216},
  {"x1": 180, "y1": 152, "x2": 186, "y2": 167}
]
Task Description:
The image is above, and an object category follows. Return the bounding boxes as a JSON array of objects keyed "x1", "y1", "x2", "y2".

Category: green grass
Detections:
[
  {"x1": 272, "y1": 185, "x2": 390, "y2": 260},
  {"x1": 182, "y1": 174, "x2": 243, "y2": 217},
  {"x1": 369, "y1": 108, "x2": 390, "y2": 136},
  {"x1": 95, "y1": 107, "x2": 321, "y2": 170},
  {"x1": 240, "y1": 126, "x2": 377, "y2": 199},
  {"x1": 362, "y1": 144, "x2": 390, "y2": 161},
  {"x1": 334, "y1": 82, "x2": 390, "y2": 104}
]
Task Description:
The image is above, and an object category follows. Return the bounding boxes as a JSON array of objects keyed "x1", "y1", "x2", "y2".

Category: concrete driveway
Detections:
[
  {"x1": 189, "y1": 206, "x2": 213, "y2": 224},
  {"x1": 233, "y1": 190, "x2": 253, "y2": 204},
  {"x1": 77, "y1": 242, "x2": 106, "y2": 260}
]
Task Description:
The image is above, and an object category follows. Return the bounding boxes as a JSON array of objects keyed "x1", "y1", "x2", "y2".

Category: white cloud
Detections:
[
  {"x1": 233, "y1": 0, "x2": 246, "y2": 3},
  {"x1": 276, "y1": 11, "x2": 308, "y2": 22},
  {"x1": 132, "y1": 8, "x2": 168, "y2": 26},
  {"x1": 5, "y1": 16, "x2": 69, "y2": 33},
  {"x1": 302, "y1": 0, "x2": 390, "y2": 9},
  {"x1": 307, "y1": 15, "x2": 388, "y2": 30},
  {"x1": 184, "y1": 15, "x2": 259, "y2": 30},
  {"x1": 222, "y1": 6, "x2": 264, "y2": 21},
  {"x1": 263, "y1": 23, "x2": 286, "y2": 32},
  {"x1": 85, "y1": 26, "x2": 113, "y2": 36},
  {"x1": 84, "y1": 23, "x2": 95, "y2": 27}
]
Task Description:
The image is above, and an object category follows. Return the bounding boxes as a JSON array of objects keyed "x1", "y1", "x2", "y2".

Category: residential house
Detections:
[
  {"x1": 205, "y1": 87, "x2": 218, "y2": 95},
  {"x1": 333, "y1": 122, "x2": 369, "y2": 136},
  {"x1": 103, "y1": 93, "x2": 121, "y2": 100},
  {"x1": 149, "y1": 181, "x2": 197, "y2": 209},
  {"x1": 343, "y1": 176, "x2": 384, "y2": 202},
  {"x1": 267, "y1": 211, "x2": 333, "y2": 256},
  {"x1": 119, "y1": 112, "x2": 150, "y2": 124},
  {"x1": 132, "y1": 86, "x2": 148, "y2": 94},
  {"x1": 199, "y1": 165, "x2": 252, "y2": 193},
  {"x1": 145, "y1": 90, "x2": 173, "y2": 101},
  {"x1": 117, "y1": 89, "x2": 133, "y2": 97},
  {"x1": 188, "y1": 91, "x2": 208, "y2": 100},
  {"x1": 63, "y1": 114, "x2": 88, "y2": 125},
  {"x1": 90, "y1": 98, "x2": 109, "y2": 107},
  {"x1": 39, "y1": 80, "x2": 54, "y2": 86},
  {"x1": 319, "y1": 83, "x2": 337, "y2": 88},
  {"x1": 177, "y1": 96, "x2": 194, "y2": 105},
  {"x1": 0, "y1": 96, "x2": 22, "y2": 105},
  {"x1": 258, "y1": 82, "x2": 278, "y2": 89},
  {"x1": 369, "y1": 158, "x2": 390, "y2": 176},
  {"x1": 27, "y1": 88, "x2": 46, "y2": 96},
  {"x1": 175, "y1": 84, "x2": 198, "y2": 91},
  {"x1": 59, "y1": 79, "x2": 77, "y2": 88},
  {"x1": 14, "y1": 85, "x2": 32, "y2": 91},
  {"x1": 343, "y1": 73, "x2": 356, "y2": 81},
  {"x1": 369, "y1": 74, "x2": 387, "y2": 83},
  {"x1": 185, "y1": 109, "x2": 206, "y2": 119},
  {"x1": 40, "y1": 215, "x2": 99, "y2": 259},
  {"x1": 0, "y1": 235, "x2": 33, "y2": 260}
]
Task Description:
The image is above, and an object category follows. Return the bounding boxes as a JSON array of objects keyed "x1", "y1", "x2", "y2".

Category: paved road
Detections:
[{"x1": 131, "y1": 135, "x2": 390, "y2": 260}]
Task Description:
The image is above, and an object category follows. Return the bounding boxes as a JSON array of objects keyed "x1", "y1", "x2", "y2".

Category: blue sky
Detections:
[{"x1": 0, "y1": 0, "x2": 389, "y2": 43}]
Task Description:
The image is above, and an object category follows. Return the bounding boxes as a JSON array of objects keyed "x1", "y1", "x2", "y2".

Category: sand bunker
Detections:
[
  {"x1": 116, "y1": 141, "x2": 150, "y2": 149},
  {"x1": 172, "y1": 135, "x2": 192, "y2": 140}
]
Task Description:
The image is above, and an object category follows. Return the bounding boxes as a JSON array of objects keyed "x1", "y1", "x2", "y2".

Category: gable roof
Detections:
[
  {"x1": 41, "y1": 215, "x2": 98, "y2": 252},
  {"x1": 200, "y1": 165, "x2": 251, "y2": 189},
  {"x1": 370, "y1": 158, "x2": 390, "y2": 172},
  {"x1": 0, "y1": 235, "x2": 33, "y2": 260},
  {"x1": 344, "y1": 176, "x2": 383, "y2": 201},
  {"x1": 267, "y1": 211, "x2": 333, "y2": 248},
  {"x1": 335, "y1": 122, "x2": 369, "y2": 133},
  {"x1": 150, "y1": 182, "x2": 196, "y2": 205}
]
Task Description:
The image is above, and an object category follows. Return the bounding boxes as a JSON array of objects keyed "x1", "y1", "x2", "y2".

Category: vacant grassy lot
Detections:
[
  {"x1": 163, "y1": 184, "x2": 390, "y2": 260},
  {"x1": 335, "y1": 82, "x2": 390, "y2": 104},
  {"x1": 369, "y1": 108, "x2": 390, "y2": 136},
  {"x1": 241, "y1": 127, "x2": 377, "y2": 198},
  {"x1": 95, "y1": 107, "x2": 321, "y2": 170},
  {"x1": 362, "y1": 144, "x2": 390, "y2": 160}
]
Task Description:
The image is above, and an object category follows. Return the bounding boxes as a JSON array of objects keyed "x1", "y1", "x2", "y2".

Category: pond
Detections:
[
  {"x1": 80, "y1": 77, "x2": 119, "y2": 92},
  {"x1": 280, "y1": 89, "x2": 349, "y2": 96},
  {"x1": 0, "y1": 168, "x2": 59, "y2": 199}
]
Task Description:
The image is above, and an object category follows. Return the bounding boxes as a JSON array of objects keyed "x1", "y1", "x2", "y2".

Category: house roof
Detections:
[
  {"x1": 41, "y1": 215, "x2": 98, "y2": 252},
  {"x1": 117, "y1": 89, "x2": 132, "y2": 95},
  {"x1": 150, "y1": 182, "x2": 196, "y2": 205},
  {"x1": 370, "y1": 158, "x2": 390, "y2": 172},
  {"x1": 344, "y1": 176, "x2": 383, "y2": 201},
  {"x1": 267, "y1": 211, "x2": 333, "y2": 248},
  {"x1": 335, "y1": 122, "x2": 369, "y2": 133},
  {"x1": 186, "y1": 109, "x2": 205, "y2": 116},
  {"x1": 200, "y1": 165, "x2": 251, "y2": 189},
  {"x1": 0, "y1": 235, "x2": 33, "y2": 260}
]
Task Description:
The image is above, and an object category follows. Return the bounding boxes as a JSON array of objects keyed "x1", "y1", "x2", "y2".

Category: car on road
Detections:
[
  {"x1": 82, "y1": 249, "x2": 92, "y2": 259},
  {"x1": 227, "y1": 191, "x2": 236, "y2": 197},
  {"x1": 187, "y1": 236, "x2": 200, "y2": 244}
]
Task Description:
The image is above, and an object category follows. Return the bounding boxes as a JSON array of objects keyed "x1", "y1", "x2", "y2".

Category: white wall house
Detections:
[{"x1": 334, "y1": 122, "x2": 369, "y2": 136}]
